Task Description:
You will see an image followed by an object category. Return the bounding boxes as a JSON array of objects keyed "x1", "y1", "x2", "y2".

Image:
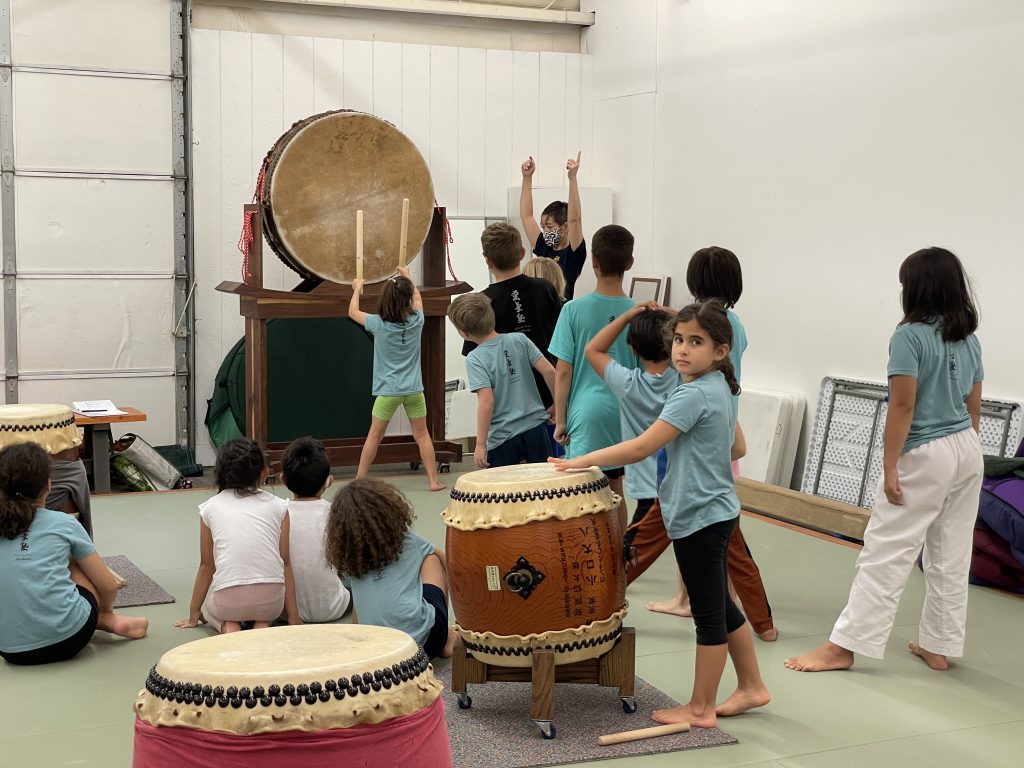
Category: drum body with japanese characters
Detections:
[{"x1": 443, "y1": 464, "x2": 627, "y2": 667}]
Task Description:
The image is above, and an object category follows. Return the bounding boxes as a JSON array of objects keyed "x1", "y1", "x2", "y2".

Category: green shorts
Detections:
[{"x1": 372, "y1": 392, "x2": 427, "y2": 421}]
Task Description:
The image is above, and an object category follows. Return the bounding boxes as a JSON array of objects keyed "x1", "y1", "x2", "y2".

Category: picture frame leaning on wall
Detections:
[{"x1": 627, "y1": 274, "x2": 671, "y2": 306}]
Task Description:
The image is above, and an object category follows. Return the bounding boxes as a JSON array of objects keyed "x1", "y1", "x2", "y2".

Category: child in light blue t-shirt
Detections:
[
  {"x1": 584, "y1": 302, "x2": 679, "y2": 527},
  {"x1": 551, "y1": 300, "x2": 769, "y2": 730},
  {"x1": 349, "y1": 265, "x2": 445, "y2": 492},
  {"x1": 325, "y1": 478, "x2": 455, "y2": 660},
  {"x1": 787, "y1": 247, "x2": 984, "y2": 675},
  {"x1": 548, "y1": 224, "x2": 637, "y2": 531},
  {"x1": 0, "y1": 443, "x2": 148, "y2": 665},
  {"x1": 448, "y1": 293, "x2": 556, "y2": 468}
]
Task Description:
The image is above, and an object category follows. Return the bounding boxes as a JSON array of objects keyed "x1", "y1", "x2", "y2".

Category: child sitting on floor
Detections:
[
  {"x1": 176, "y1": 438, "x2": 300, "y2": 633},
  {"x1": 0, "y1": 442, "x2": 148, "y2": 665},
  {"x1": 280, "y1": 437, "x2": 350, "y2": 623},
  {"x1": 325, "y1": 478, "x2": 456, "y2": 659}
]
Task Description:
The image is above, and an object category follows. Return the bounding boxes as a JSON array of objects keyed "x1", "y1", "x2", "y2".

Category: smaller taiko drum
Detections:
[
  {"x1": 0, "y1": 404, "x2": 80, "y2": 453},
  {"x1": 443, "y1": 464, "x2": 627, "y2": 667},
  {"x1": 132, "y1": 625, "x2": 452, "y2": 768}
]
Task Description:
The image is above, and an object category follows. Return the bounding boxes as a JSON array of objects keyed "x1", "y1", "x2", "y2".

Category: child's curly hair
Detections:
[{"x1": 325, "y1": 478, "x2": 414, "y2": 579}]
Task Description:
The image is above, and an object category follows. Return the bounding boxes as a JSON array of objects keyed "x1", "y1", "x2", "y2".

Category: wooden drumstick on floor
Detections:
[
  {"x1": 398, "y1": 197, "x2": 410, "y2": 268},
  {"x1": 355, "y1": 209, "x2": 364, "y2": 280},
  {"x1": 597, "y1": 721, "x2": 690, "y2": 746}
]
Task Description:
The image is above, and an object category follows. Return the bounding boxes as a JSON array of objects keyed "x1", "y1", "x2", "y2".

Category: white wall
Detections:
[
  {"x1": 585, "y1": 0, "x2": 1024, "y2": 484},
  {"x1": 6, "y1": 0, "x2": 179, "y2": 445},
  {"x1": 191, "y1": 30, "x2": 589, "y2": 463}
]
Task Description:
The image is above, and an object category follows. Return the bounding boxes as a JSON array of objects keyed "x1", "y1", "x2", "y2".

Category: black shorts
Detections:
[
  {"x1": 421, "y1": 584, "x2": 450, "y2": 660},
  {"x1": 1, "y1": 586, "x2": 99, "y2": 666},
  {"x1": 602, "y1": 467, "x2": 625, "y2": 481}
]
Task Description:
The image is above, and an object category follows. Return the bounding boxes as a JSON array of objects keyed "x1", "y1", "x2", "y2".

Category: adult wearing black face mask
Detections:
[{"x1": 519, "y1": 152, "x2": 588, "y2": 300}]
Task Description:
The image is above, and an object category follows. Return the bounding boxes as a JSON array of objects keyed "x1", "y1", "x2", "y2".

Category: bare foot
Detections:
[
  {"x1": 908, "y1": 642, "x2": 949, "y2": 670},
  {"x1": 439, "y1": 628, "x2": 458, "y2": 659},
  {"x1": 105, "y1": 615, "x2": 149, "y2": 639},
  {"x1": 222, "y1": 620, "x2": 242, "y2": 633},
  {"x1": 646, "y1": 597, "x2": 692, "y2": 618},
  {"x1": 651, "y1": 703, "x2": 716, "y2": 729},
  {"x1": 429, "y1": 481, "x2": 447, "y2": 492},
  {"x1": 757, "y1": 628, "x2": 778, "y2": 642},
  {"x1": 784, "y1": 641, "x2": 854, "y2": 672},
  {"x1": 716, "y1": 686, "x2": 771, "y2": 717}
]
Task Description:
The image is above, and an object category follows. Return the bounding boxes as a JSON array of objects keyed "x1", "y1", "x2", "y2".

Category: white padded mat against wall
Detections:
[
  {"x1": 802, "y1": 377, "x2": 1022, "y2": 509},
  {"x1": 737, "y1": 387, "x2": 805, "y2": 487}
]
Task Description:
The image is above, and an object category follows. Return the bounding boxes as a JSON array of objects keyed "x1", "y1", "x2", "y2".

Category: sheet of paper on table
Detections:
[{"x1": 73, "y1": 400, "x2": 127, "y2": 417}]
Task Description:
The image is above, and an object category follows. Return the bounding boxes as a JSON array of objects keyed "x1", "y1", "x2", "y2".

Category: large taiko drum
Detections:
[
  {"x1": 259, "y1": 109, "x2": 434, "y2": 285},
  {"x1": 443, "y1": 464, "x2": 627, "y2": 667},
  {"x1": 0, "y1": 403, "x2": 80, "y2": 453},
  {"x1": 132, "y1": 625, "x2": 452, "y2": 768}
]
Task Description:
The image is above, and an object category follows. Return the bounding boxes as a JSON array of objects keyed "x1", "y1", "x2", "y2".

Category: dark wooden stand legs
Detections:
[{"x1": 450, "y1": 627, "x2": 637, "y2": 739}]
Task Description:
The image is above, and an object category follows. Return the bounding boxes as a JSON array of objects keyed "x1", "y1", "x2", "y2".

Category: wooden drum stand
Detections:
[
  {"x1": 216, "y1": 205, "x2": 469, "y2": 471},
  {"x1": 450, "y1": 628, "x2": 637, "y2": 740}
]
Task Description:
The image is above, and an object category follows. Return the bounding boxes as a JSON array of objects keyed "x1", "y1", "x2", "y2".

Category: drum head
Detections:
[{"x1": 262, "y1": 110, "x2": 434, "y2": 284}]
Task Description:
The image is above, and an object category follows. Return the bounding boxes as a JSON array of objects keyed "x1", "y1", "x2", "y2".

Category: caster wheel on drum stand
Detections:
[
  {"x1": 621, "y1": 697, "x2": 637, "y2": 714},
  {"x1": 410, "y1": 461, "x2": 421, "y2": 470},
  {"x1": 439, "y1": 463, "x2": 451, "y2": 474},
  {"x1": 536, "y1": 721, "x2": 556, "y2": 740},
  {"x1": 456, "y1": 693, "x2": 472, "y2": 710}
]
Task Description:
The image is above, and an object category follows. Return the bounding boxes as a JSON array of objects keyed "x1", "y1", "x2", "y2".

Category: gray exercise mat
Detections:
[
  {"x1": 434, "y1": 667, "x2": 737, "y2": 768},
  {"x1": 103, "y1": 555, "x2": 176, "y2": 608}
]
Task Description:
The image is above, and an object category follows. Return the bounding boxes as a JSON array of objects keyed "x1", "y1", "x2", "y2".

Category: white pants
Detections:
[{"x1": 831, "y1": 428, "x2": 983, "y2": 659}]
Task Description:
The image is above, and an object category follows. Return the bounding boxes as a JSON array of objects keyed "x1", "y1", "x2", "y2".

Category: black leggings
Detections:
[
  {"x1": 672, "y1": 517, "x2": 746, "y2": 646},
  {"x1": 1, "y1": 586, "x2": 99, "y2": 666}
]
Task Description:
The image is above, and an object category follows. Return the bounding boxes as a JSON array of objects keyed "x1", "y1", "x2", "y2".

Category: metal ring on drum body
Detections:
[{"x1": 258, "y1": 109, "x2": 434, "y2": 285}]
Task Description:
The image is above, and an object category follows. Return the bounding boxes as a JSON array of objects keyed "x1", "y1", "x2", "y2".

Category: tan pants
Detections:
[
  {"x1": 831, "y1": 428, "x2": 983, "y2": 659},
  {"x1": 204, "y1": 583, "x2": 285, "y2": 632}
]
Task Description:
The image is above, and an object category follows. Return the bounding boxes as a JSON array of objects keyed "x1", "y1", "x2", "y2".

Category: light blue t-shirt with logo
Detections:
[
  {"x1": 657, "y1": 371, "x2": 739, "y2": 539},
  {"x1": 887, "y1": 321, "x2": 983, "y2": 453},
  {"x1": 548, "y1": 293, "x2": 637, "y2": 464},
  {"x1": 364, "y1": 309, "x2": 425, "y2": 397},
  {"x1": 0, "y1": 509, "x2": 96, "y2": 653},
  {"x1": 348, "y1": 531, "x2": 436, "y2": 647},
  {"x1": 603, "y1": 360, "x2": 682, "y2": 500},
  {"x1": 466, "y1": 333, "x2": 548, "y2": 450}
]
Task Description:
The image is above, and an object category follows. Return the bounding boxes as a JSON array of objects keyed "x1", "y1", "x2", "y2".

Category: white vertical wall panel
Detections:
[
  {"x1": 484, "y1": 50, "x2": 514, "y2": 217},
  {"x1": 284, "y1": 37, "x2": 316, "y2": 125},
  {"x1": 511, "y1": 52, "x2": 540, "y2": 188},
  {"x1": 537, "y1": 52, "x2": 567, "y2": 188},
  {"x1": 191, "y1": 29, "x2": 223, "y2": 464},
  {"x1": 564, "y1": 55, "x2": 583, "y2": 168},
  {"x1": 251, "y1": 33, "x2": 288, "y2": 293},
  {"x1": 579, "y1": 55, "x2": 595, "y2": 186},
  {"x1": 11, "y1": 0, "x2": 173, "y2": 72},
  {"x1": 18, "y1": 278, "x2": 175, "y2": 372},
  {"x1": 193, "y1": 33, "x2": 589, "y2": 458},
  {"x1": 219, "y1": 32, "x2": 254, "y2": 356},
  {"x1": 343, "y1": 40, "x2": 374, "y2": 115},
  {"x1": 312, "y1": 38, "x2": 344, "y2": 113},
  {"x1": 593, "y1": 93, "x2": 656, "y2": 273},
  {"x1": 20, "y1": 377, "x2": 177, "y2": 445},
  {"x1": 402, "y1": 44, "x2": 432, "y2": 179},
  {"x1": 14, "y1": 74, "x2": 172, "y2": 173},
  {"x1": 373, "y1": 42, "x2": 404, "y2": 128},
  {"x1": 16, "y1": 178, "x2": 174, "y2": 274},
  {"x1": 429, "y1": 46, "x2": 459, "y2": 211},
  {"x1": 456, "y1": 48, "x2": 486, "y2": 217}
]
